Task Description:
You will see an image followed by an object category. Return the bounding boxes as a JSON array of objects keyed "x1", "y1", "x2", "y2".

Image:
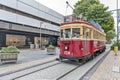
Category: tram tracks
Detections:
[
  {"x1": 0, "y1": 47, "x2": 110, "y2": 80},
  {"x1": 12, "y1": 61, "x2": 80, "y2": 80},
  {"x1": 58, "y1": 48, "x2": 110, "y2": 80},
  {"x1": 13, "y1": 61, "x2": 60, "y2": 80},
  {"x1": 81, "y1": 48, "x2": 110, "y2": 80},
  {"x1": 0, "y1": 60, "x2": 60, "y2": 80},
  {"x1": 56, "y1": 62, "x2": 84, "y2": 80},
  {"x1": 11, "y1": 59, "x2": 87, "y2": 80}
]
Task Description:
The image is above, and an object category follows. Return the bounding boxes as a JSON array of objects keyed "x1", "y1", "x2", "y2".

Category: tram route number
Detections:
[{"x1": 64, "y1": 51, "x2": 70, "y2": 55}]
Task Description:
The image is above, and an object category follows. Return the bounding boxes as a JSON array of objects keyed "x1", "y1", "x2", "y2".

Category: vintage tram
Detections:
[{"x1": 59, "y1": 21, "x2": 106, "y2": 62}]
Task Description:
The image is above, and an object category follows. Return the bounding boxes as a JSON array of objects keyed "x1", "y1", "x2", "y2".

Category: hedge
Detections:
[{"x1": 111, "y1": 42, "x2": 120, "y2": 50}]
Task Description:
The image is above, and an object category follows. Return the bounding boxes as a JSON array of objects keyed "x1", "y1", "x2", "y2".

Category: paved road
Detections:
[
  {"x1": 0, "y1": 47, "x2": 60, "y2": 68},
  {"x1": 0, "y1": 44, "x2": 110, "y2": 80}
]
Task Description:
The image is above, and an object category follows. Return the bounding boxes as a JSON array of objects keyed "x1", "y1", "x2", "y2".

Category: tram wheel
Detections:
[
  {"x1": 76, "y1": 59, "x2": 79, "y2": 63},
  {"x1": 91, "y1": 54, "x2": 95, "y2": 59}
]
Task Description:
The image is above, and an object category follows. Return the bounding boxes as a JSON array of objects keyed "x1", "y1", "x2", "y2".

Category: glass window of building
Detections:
[
  {"x1": 6, "y1": 34, "x2": 26, "y2": 47},
  {"x1": 34, "y1": 37, "x2": 49, "y2": 46}
]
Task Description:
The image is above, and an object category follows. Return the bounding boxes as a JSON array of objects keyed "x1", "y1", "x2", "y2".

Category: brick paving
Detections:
[
  {"x1": 90, "y1": 51, "x2": 120, "y2": 80},
  {"x1": 0, "y1": 55, "x2": 57, "y2": 76},
  {"x1": 0, "y1": 48, "x2": 59, "y2": 76}
]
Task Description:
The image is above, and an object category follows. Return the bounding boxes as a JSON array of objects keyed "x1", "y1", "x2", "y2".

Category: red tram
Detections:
[{"x1": 59, "y1": 21, "x2": 106, "y2": 62}]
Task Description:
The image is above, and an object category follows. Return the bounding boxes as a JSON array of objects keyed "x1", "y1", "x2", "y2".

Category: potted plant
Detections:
[
  {"x1": 47, "y1": 45, "x2": 56, "y2": 54},
  {"x1": 0, "y1": 46, "x2": 20, "y2": 63}
]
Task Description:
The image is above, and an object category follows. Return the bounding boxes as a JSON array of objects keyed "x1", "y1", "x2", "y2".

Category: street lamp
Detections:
[
  {"x1": 116, "y1": 0, "x2": 119, "y2": 42},
  {"x1": 40, "y1": 21, "x2": 43, "y2": 49}
]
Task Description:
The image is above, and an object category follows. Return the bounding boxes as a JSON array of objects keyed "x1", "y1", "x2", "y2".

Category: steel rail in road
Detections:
[
  {"x1": 0, "y1": 60, "x2": 60, "y2": 80},
  {"x1": 0, "y1": 46, "x2": 111, "y2": 80},
  {"x1": 0, "y1": 59, "x2": 58, "y2": 77},
  {"x1": 80, "y1": 49, "x2": 110, "y2": 80},
  {"x1": 13, "y1": 61, "x2": 60, "y2": 80},
  {"x1": 12, "y1": 60, "x2": 79, "y2": 80},
  {"x1": 58, "y1": 48, "x2": 110, "y2": 80},
  {"x1": 56, "y1": 61, "x2": 84, "y2": 80}
]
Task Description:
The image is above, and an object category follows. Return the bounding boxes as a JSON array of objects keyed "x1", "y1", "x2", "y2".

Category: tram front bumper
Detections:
[{"x1": 59, "y1": 55, "x2": 83, "y2": 60}]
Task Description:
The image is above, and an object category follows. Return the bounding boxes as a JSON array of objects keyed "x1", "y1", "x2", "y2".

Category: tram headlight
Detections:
[{"x1": 65, "y1": 46, "x2": 69, "y2": 50}]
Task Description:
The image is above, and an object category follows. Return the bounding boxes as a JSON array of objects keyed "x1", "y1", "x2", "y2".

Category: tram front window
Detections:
[
  {"x1": 72, "y1": 28, "x2": 80, "y2": 38},
  {"x1": 65, "y1": 29, "x2": 71, "y2": 38}
]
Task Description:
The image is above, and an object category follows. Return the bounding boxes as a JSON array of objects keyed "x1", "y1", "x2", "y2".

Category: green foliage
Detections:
[
  {"x1": 106, "y1": 30, "x2": 115, "y2": 42},
  {"x1": 111, "y1": 42, "x2": 120, "y2": 50},
  {"x1": 0, "y1": 46, "x2": 20, "y2": 53},
  {"x1": 74, "y1": 0, "x2": 114, "y2": 33},
  {"x1": 47, "y1": 45, "x2": 55, "y2": 49},
  {"x1": 74, "y1": 0, "x2": 100, "y2": 16},
  {"x1": 101, "y1": 16, "x2": 114, "y2": 33}
]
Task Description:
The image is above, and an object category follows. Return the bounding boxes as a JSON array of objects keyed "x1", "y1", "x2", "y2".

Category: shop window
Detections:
[
  {"x1": 34, "y1": 37, "x2": 49, "y2": 46},
  {"x1": 6, "y1": 34, "x2": 26, "y2": 47}
]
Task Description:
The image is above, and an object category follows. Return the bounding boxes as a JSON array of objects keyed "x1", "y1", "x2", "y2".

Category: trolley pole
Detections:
[{"x1": 66, "y1": 1, "x2": 74, "y2": 11}]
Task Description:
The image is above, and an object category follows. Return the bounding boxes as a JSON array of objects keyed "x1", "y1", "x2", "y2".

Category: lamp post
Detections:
[
  {"x1": 116, "y1": 0, "x2": 119, "y2": 42},
  {"x1": 40, "y1": 21, "x2": 43, "y2": 49}
]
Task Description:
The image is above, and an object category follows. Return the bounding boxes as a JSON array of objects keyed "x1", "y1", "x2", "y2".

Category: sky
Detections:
[
  {"x1": 35, "y1": 0, "x2": 120, "y2": 26},
  {"x1": 35, "y1": 0, "x2": 78, "y2": 15},
  {"x1": 35, "y1": 0, "x2": 120, "y2": 15}
]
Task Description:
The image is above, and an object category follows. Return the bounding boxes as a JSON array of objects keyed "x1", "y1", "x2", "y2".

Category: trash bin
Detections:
[
  {"x1": 35, "y1": 44, "x2": 39, "y2": 49},
  {"x1": 114, "y1": 46, "x2": 118, "y2": 56},
  {"x1": 30, "y1": 44, "x2": 34, "y2": 49}
]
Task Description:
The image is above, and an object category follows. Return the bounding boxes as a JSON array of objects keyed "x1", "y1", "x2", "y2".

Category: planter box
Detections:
[
  {"x1": 47, "y1": 48, "x2": 56, "y2": 54},
  {"x1": 0, "y1": 53, "x2": 18, "y2": 64}
]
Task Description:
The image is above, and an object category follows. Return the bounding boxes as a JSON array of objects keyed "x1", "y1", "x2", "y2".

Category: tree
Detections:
[
  {"x1": 74, "y1": 0, "x2": 114, "y2": 33},
  {"x1": 106, "y1": 30, "x2": 116, "y2": 42},
  {"x1": 74, "y1": 0, "x2": 100, "y2": 16}
]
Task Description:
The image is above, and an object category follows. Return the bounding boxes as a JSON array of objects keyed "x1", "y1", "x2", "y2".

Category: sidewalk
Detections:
[
  {"x1": 90, "y1": 51, "x2": 120, "y2": 80},
  {"x1": 0, "y1": 47, "x2": 59, "y2": 76}
]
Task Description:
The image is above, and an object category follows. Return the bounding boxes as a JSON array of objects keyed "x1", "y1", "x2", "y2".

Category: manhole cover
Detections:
[{"x1": 112, "y1": 66, "x2": 120, "y2": 73}]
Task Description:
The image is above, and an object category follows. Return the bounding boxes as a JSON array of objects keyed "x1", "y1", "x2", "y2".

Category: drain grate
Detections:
[
  {"x1": 113, "y1": 78, "x2": 118, "y2": 80},
  {"x1": 112, "y1": 66, "x2": 120, "y2": 73}
]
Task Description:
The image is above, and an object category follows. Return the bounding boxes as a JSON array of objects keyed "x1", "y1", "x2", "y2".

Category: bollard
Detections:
[
  {"x1": 114, "y1": 46, "x2": 118, "y2": 56},
  {"x1": 35, "y1": 44, "x2": 39, "y2": 49},
  {"x1": 30, "y1": 44, "x2": 34, "y2": 49}
]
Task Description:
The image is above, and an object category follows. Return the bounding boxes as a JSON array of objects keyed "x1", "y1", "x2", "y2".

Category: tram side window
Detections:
[
  {"x1": 83, "y1": 27, "x2": 91, "y2": 39},
  {"x1": 65, "y1": 29, "x2": 71, "y2": 38},
  {"x1": 72, "y1": 28, "x2": 80, "y2": 38}
]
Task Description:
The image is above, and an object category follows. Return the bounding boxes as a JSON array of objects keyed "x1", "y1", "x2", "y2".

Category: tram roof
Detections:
[
  {"x1": 61, "y1": 21, "x2": 105, "y2": 34},
  {"x1": 61, "y1": 21, "x2": 90, "y2": 26}
]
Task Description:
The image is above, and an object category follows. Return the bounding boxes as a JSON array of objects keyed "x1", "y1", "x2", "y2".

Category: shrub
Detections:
[
  {"x1": 0, "y1": 46, "x2": 20, "y2": 53},
  {"x1": 47, "y1": 45, "x2": 55, "y2": 49},
  {"x1": 111, "y1": 42, "x2": 120, "y2": 50}
]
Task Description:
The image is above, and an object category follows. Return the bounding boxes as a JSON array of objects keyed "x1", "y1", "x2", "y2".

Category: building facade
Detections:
[{"x1": 0, "y1": 0, "x2": 63, "y2": 48}]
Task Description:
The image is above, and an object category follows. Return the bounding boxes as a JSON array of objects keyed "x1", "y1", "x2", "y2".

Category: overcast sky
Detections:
[
  {"x1": 35, "y1": 0, "x2": 120, "y2": 26},
  {"x1": 35, "y1": 0, "x2": 120, "y2": 15}
]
